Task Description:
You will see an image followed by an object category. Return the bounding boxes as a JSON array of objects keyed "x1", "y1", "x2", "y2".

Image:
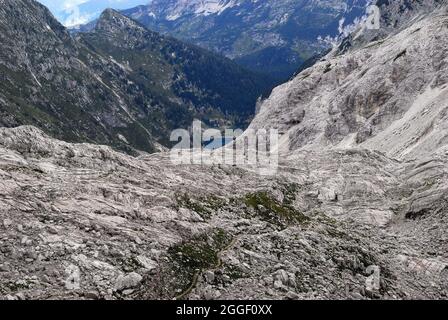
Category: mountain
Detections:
[
  {"x1": 121, "y1": 0, "x2": 371, "y2": 81},
  {"x1": 79, "y1": 9, "x2": 274, "y2": 132},
  {"x1": 0, "y1": 0, "x2": 272, "y2": 154},
  {"x1": 1, "y1": 0, "x2": 448, "y2": 301},
  {"x1": 1, "y1": 0, "x2": 157, "y2": 154}
]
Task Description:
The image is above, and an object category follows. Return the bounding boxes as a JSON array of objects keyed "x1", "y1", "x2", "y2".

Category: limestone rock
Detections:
[{"x1": 114, "y1": 273, "x2": 143, "y2": 292}]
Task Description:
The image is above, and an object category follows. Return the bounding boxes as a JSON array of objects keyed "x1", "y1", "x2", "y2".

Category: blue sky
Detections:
[{"x1": 37, "y1": 0, "x2": 150, "y2": 27}]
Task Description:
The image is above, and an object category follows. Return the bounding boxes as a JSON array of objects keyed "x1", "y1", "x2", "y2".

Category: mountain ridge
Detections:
[
  {"x1": 120, "y1": 0, "x2": 371, "y2": 81},
  {"x1": 248, "y1": 0, "x2": 448, "y2": 160}
]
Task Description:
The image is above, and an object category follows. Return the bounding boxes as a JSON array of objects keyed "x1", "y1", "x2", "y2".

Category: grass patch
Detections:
[{"x1": 243, "y1": 189, "x2": 309, "y2": 228}]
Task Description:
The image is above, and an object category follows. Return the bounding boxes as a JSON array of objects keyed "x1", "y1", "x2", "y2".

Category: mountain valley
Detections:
[{"x1": 0, "y1": 0, "x2": 272, "y2": 154}]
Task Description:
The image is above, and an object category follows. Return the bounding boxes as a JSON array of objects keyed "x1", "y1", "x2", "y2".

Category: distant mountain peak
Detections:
[{"x1": 96, "y1": 8, "x2": 145, "y2": 34}]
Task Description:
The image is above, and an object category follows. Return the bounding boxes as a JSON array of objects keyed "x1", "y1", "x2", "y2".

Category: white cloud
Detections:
[{"x1": 37, "y1": 0, "x2": 152, "y2": 26}]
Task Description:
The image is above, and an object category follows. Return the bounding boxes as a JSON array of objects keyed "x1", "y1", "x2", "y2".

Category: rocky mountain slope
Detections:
[
  {"x1": 121, "y1": 0, "x2": 371, "y2": 81},
  {"x1": 37, "y1": 0, "x2": 148, "y2": 27},
  {"x1": 0, "y1": 0, "x2": 271, "y2": 154},
  {"x1": 0, "y1": 125, "x2": 447, "y2": 300},
  {"x1": 1, "y1": 0, "x2": 448, "y2": 300}
]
